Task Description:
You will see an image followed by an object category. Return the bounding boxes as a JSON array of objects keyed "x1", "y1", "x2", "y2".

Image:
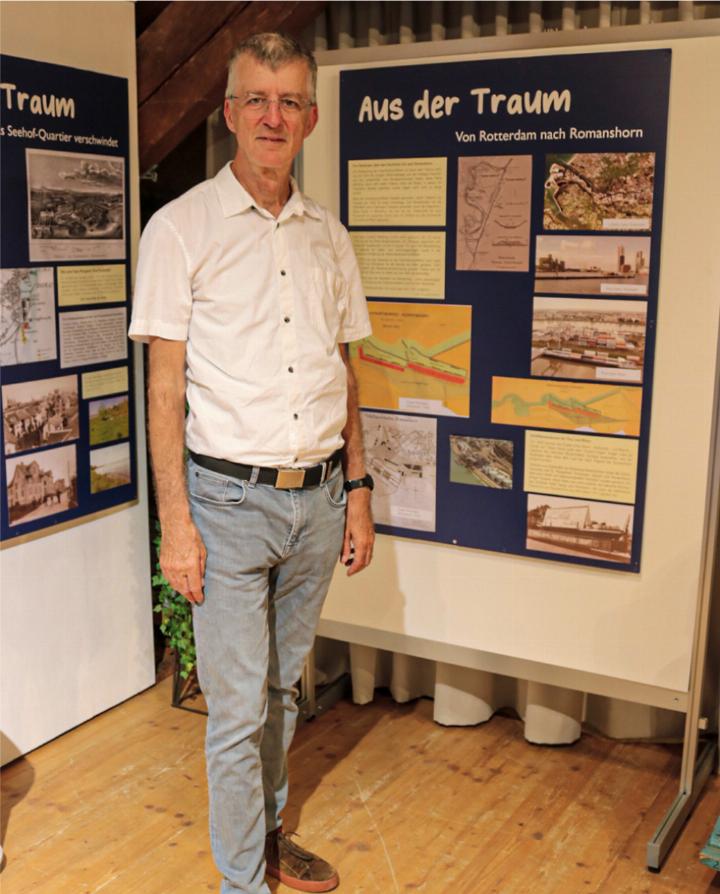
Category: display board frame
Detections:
[
  {"x1": 303, "y1": 21, "x2": 720, "y2": 869},
  {"x1": 0, "y1": 54, "x2": 138, "y2": 547},
  {"x1": 337, "y1": 48, "x2": 670, "y2": 574},
  {"x1": 0, "y1": 0, "x2": 154, "y2": 767}
]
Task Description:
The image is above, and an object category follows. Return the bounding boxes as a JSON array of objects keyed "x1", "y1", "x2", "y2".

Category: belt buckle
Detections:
[{"x1": 275, "y1": 468, "x2": 306, "y2": 489}]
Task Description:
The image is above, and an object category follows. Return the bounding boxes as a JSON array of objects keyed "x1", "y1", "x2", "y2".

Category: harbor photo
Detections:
[{"x1": 531, "y1": 297, "x2": 647, "y2": 382}]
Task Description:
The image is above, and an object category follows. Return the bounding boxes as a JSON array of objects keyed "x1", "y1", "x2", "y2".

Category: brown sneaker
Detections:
[{"x1": 265, "y1": 828, "x2": 339, "y2": 892}]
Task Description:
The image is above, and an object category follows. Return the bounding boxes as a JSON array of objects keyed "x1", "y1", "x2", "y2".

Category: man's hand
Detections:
[
  {"x1": 148, "y1": 337, "x2": 206, "y2": 604},
  {"x1": 340, "y1": 487, "x2": 374, "y2": 576},
  {"x1": 159, "y1": 516, "x2": 207, "y2": 604}
]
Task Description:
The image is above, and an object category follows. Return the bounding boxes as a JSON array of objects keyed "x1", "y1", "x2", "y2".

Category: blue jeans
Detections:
[{"x1": 187, "y1": 456, "x2": 347, "y2": 894}]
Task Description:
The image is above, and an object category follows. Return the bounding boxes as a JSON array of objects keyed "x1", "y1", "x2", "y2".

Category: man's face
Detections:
[{"x1": 223, "y1": 55, "x2": 318, "y2": 175}]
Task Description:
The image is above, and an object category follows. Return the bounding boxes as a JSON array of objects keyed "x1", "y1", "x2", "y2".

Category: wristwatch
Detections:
[{"x1": 343, "y1": 474, "x2": 374, "y2": 493}]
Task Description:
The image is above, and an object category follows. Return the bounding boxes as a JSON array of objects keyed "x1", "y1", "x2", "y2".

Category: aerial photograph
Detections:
[
  {"x1": 543, "y1": 152, "x2": 655, "y2": 231},
  {"x1": 531, "y1": 297, "x2": 647, "y2": 382},
  {"x1": 449, "y1": 436, "x2": 514, "y2": 489},
  {"x1": 534, "y1": 234, "x2": 651, "y2": 296}
]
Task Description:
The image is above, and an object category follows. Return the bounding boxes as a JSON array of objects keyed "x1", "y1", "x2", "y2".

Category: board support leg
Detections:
[
  {"x1": 647, "y1": 316, "x2": 720, "y2": 871},
  {"x1": 647, "y1": 737, "x2": 717, "y2": 870}
]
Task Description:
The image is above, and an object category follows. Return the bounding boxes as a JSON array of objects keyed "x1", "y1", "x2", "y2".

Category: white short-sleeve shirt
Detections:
[{"x1": 129, "y1": 163, "x2": 371, "y2": 467}]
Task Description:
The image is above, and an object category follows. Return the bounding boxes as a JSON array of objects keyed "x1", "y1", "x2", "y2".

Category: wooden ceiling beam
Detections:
[
  {"x1": 138, "y1": 0, "x2": 327, "y2": 173},
  {"x1": 137, "y1": 1, "x2": 245, "y2": 105}
]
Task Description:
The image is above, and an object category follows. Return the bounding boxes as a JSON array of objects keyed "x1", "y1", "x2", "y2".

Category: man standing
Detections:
[{"x1": 130, "y1": 33, "x2": 374, "y2": 894}]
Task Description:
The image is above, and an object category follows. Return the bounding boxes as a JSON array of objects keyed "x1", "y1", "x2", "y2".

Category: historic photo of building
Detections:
[
  {"x1": 2, "y1": 375, "x2": 79, "y2": 454},
  {"x1": 6, "y1": 444, "x2": 78, "y2": 526},
  {"x1": 526, "y1": 493, "x2": 633, "y2": 564}
]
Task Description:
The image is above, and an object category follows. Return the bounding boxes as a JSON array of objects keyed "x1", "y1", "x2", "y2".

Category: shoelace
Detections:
[{"x1": 278, "y1": 831, "x2": 316, "y2": 861}]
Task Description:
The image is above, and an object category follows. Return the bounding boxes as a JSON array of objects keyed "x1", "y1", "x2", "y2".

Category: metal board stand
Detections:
[{"x1": 647, "y1": 318, "x2": 720, "y2": 869}]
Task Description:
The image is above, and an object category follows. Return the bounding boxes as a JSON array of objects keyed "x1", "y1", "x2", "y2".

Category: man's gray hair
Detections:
[{"x1": 226, "y1": 33, "x2": 318, "y2": 102}]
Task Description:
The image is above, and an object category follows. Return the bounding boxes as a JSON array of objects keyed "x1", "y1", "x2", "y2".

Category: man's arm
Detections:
[
  {"x1": 148, "y1": 336, "x2": 206, "y2": 603},
  {"x1": 339, "y1": 344, "x2": 374, "y2": 576}
]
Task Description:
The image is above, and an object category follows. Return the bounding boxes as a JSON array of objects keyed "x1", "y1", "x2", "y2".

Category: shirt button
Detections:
[
  {"x1": 293, "y1": 413, "x2": 299, "y2": 420},
  {"x1": 284, "y1": 316, "x2": 290, "y2": 323},
  {"x1": 288, "y1": 366, "x2": 294, "y2": 373},
  {"x1": 280, "y1": 270, "x2": 286, "y2": 276}
]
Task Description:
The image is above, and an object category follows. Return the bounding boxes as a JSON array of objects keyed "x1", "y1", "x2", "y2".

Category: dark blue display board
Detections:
[
  {"x1": 0, "y1": 55, "x2": 136, "y2": 543},
  {"x1": 341, "y1": 50, "x2": 671, "y2": 572}
]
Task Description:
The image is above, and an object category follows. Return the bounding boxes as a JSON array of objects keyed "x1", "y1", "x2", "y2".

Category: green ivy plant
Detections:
[{"x1": 152, "y1": 520, "x2": 196, "y2": 679}]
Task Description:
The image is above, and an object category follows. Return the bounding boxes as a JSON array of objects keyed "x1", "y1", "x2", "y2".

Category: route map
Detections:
[
  {"x1": 362, "y1": 410, "x2": 437, "y2": 532},
  {"x1": 351, "y1": 302, "x2": 472, "y2": 417},
  {"x1": 456, "y1": 155, "x2": 532, "y2": 271},
  {"x1": 0, "y1": 267, "x2": 56, "y2": 367},
  {"x1": 491, "y1": 376, "x2": 642, "y2": 437},
  {"x1": 543, "y1": 152, "x2": 655, "y2": 231}
]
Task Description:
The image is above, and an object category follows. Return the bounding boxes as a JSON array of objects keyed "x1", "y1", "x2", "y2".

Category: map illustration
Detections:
[
  {"x1": 543, "y1": 152, "x2": 655, "y2": 231},
  {"x1": 456, "y1": 155, "x2": 531, "y2": 272},
  {"x1": 491, "y1": 376, "x2": 642, "y2": 437},
  {"x1": 1, "y1": 267, "x2": 57, "y2": 367},
  {"x1": 350, "y1": 303, "x2": 472, "y2": 417},
  {"x1": 362, "y1": 411, "x2": 436, "y2": 532}
]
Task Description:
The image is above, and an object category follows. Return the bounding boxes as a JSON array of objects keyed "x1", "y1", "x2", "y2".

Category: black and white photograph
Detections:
[
  {"x1": 26, "y1": 148, "x2": 126, "y2": 262},
  {"x1": 527, "y1": 493, "x2": 634, "y2": 564},
  {"x1": 6, "y1": 443, "x2": 78, "y2": 526},
  {"x1": 2, "y1": 374, "x2": 79, "y2": 454}
]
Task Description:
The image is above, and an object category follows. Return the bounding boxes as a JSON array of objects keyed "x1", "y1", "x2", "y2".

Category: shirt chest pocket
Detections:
[{"x1": 307, "y1": 266, "x2": 347, "y2": 349}]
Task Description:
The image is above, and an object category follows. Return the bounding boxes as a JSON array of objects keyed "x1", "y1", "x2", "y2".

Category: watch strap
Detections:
[{"x1": 343, "y1": 474, "x2": 374, "y2": 492}]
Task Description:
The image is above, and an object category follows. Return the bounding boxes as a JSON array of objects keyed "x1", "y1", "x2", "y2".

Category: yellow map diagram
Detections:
[
  {"x1": 491, "y1": 376, "x2": 642, "y2": 436},
  {"x1": 350, "y1": 303, "x2": 472, "y2": 417}
]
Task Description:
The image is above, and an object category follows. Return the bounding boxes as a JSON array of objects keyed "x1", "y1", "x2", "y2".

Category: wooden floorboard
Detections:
[{"x1": 1, "y1": 676, "x2": 719, "y2": 893}]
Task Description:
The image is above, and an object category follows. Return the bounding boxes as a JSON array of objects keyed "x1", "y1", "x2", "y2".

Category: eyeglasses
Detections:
[{"x1": 226, "y1": 94, "x2": 314, "y2": 117}]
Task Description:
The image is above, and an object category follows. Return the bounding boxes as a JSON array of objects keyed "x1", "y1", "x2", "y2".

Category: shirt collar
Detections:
[{"x1": 214, "y1": 162, "x2": 321, "y2": 221}]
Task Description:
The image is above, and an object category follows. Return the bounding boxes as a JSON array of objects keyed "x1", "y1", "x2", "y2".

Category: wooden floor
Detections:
[{"x1": 2, "y1": 676, "x2": 719, "y2": 894}]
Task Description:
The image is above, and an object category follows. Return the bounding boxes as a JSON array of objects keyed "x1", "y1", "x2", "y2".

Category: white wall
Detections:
[
  {"x1": 0, "y1": 1, "x2": 154, "y2": 764},
  {"x1": 306, "y1": 29, "x2": 720, "y2": 700}
]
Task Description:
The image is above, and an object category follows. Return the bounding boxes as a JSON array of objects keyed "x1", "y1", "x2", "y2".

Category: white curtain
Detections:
[
  {"x1": 313, "y1": 639, "x2": 685, "y2": 743},
  {"x1": 302, "y1": 1, "x2": 719, "y2": 50}
]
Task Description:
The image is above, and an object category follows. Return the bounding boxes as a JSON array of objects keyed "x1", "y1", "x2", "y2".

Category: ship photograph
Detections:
[{"x1": 531, "y1": 297, "x2": 647, "y2": 382}]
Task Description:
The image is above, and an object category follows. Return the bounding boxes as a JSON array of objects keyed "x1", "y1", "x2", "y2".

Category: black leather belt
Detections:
[{"x1": 189, "y1": 449, "x2": 343, "y2": 490}]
